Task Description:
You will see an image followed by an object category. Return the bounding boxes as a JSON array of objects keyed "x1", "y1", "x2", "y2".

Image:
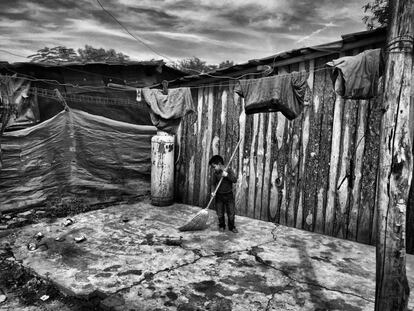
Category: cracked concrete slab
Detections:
[{"x1": 4, "y1": 200, "x2": 414, "y2": 311}]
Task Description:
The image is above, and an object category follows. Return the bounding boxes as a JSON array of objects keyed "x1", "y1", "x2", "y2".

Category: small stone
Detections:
[
  {"x1": 0, "y1": 225, "x2": 8, "y2": 230},
  {"x1": 74, "y1": 235, "x2": 86, "y2": 243},
  {"x1": 0, "y1": 294, "x2": 6, "y2": 303},
  {"x1": 40, "y1": 295, "x2": 49, "y2": 301},
  {"x1": 35, "y1": 210, "x2": 46, "y2": 215},
  {"x1": 27, "y1": 242, "x2": 38, "y2": 251},
  {"x1": 17, "y1": 211, "x2": 32, "y2": 218},
  {"x1": 63, "y1": 219, "x2": 74, "y2": 227},
  {"x1": 4, "y1": 215, "x2": 11, "y2": 220}
]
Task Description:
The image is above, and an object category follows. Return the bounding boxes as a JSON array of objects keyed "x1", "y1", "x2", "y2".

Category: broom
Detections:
[{"x1": 178, "y1": 138, "x2": 242, "y2": 232}]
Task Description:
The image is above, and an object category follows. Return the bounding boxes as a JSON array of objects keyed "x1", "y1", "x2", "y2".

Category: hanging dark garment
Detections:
[
  {"x1": 234, "y1": 72, "x2": 308, "y2": 120},
  {"x1": 141, "y1": 87, "x2": 194, "y2": 134},
  {"x1": 326, "y1": 48, "x2": 384, "y2": 100}
]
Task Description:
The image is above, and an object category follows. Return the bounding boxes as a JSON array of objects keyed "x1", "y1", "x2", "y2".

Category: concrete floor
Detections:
[{"x1": 4, "y1": 201, "x2": 414, "y2": 311}]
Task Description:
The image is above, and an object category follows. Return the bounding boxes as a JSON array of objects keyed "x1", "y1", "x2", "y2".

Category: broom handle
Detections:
[{"x1": 204, "y1": 138, "x2": 242, "y2": 210}]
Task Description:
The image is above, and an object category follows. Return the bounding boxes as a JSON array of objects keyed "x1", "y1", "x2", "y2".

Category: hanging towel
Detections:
[
  {"x1": 234, "y1": 72, "x2": 308, "y2": 120},
  {"x1": 326, "y1": 48, "x2": 383, "y2": 100},
  {"x1": 141, "y1": 87, "x2": 194, "y2": 134}
]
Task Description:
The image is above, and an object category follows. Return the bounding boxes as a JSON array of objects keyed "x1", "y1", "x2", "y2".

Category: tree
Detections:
[
  {"x1": 362, "y1": 0, "x2": 391, "y2": 29},
  {"x1": 77, "y1": 45, "x2": 130, "y2": 63},
  {"x1": 172, "y1": 57, "x2": 218, "y2": 74},
  {"x1": 28, "y1": 45, "x2": 130, "y2": 64},
  {"x1": 28, "y1": 46, "x2": 78, "y2": 64},
  {"x1": 218, "y1": 60, "x2": 234, "y2": 69}
]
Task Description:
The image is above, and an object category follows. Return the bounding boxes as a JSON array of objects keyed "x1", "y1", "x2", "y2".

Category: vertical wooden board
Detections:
[
  {"x1": 174, "y1": 117, "x2": 183, "y2": 202},
  {"x1": 287, "y1": 130, "x2": 300, "y2": 226},
  {"x1": 174, "y1": 121, "x2": 185, "y2": 202},
  {"x1": 209, "y1": 85, "x2": 222, "y2": 202},
  {"x1": 348, "y1": 100, "x2": 368, "y2": 241},
  {"x1": 219, "y1": 85, "x2": 228, "y2": 156},
  {"x1": 269, "y1": 160, "x2": 279, "y2": 221},
  {"x1": 303, "y1": 57, "x2": 325, "y2": 232},
  {"x1": 241, "y1": 113, "x2": 253, "y2": 216},
  {"x1": 247, "y1": 113, "x2": 259, "y2": 218},
  {"x1": 194, "y1": 87, "x2": 208, "y2": 206},
  {"x1": 333, "y1": 49, "x2": 360, "y2": 238},
  {"x1": 261, "y1": 113, "x2": 274, "y2": 221},
  {"x1": 275, "y1": 113, "x2": 287, "y2": 224},
  {"x1": 286, "y1": 63, "x2": 305, "y2": 227},
  {"x1": 276, "y1": 67, "x2": 290, "y2": 225},
  {"x1": 334, "y1": 98, "x2": 358, "y2": 238},
  {"x1": 231, "y1": 81, "x2": 241, "y2": 176},
  {"x1": 343, "y1": 49, "x2": 363, "y2": 240},
  {"x1": 237, "y1": 96, "x2": 246, "y2": 176},
  {"x1": 188, "y1": 155, "x2": 195, "y2": 204},
  {"x1": 358, "y1": 92, "x2": 382, "y2": 245},
  {"x1": 254, "y1": 113, "x2": 266, "y2": 220},
  {"x1": 235, "y1": 93, "x2": 247, "y2": 217},
  {"x1": 227, "y1": 81, "x2": 238, "y2": 173},
  {"x1": 325, "y1": 54, "x2": 345, "y2": 236},
  {"x1": 297, "y1": 60, "x2": 313, "y2": 229},
  {"x1": 187, "y1": 89, "x2": 199, "y2": 204},
  {"x1": 199, "y1": 87, "x2": 215, "y2": 207},
  {"x1": 268, "y1": 72, "x2": 281, "y2": 223},
  {"x1": 314, "y1": 58, "x2": 336, "y2": 234}
]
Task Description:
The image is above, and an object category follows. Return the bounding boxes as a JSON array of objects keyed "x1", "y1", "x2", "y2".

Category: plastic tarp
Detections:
[
  {"x1": 0, "y1": 108, "x2": 156, "y2": 212},
  {"x1": 0, "y1": 76, "x2": 39, "y2": 131}
]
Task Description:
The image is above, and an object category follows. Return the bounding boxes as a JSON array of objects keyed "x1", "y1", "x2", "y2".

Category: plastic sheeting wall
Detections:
[{"x1": 0, "y1": 108, "x2": 157, "y2": 212}]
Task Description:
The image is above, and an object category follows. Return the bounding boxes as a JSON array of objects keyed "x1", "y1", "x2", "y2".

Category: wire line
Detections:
[{"x1": 95, "y1": 0, "x2": 174, "y2": 63}]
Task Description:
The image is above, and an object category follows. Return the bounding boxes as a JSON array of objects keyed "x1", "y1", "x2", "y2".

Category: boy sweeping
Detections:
[{"x1": 209, "y1": 155, "x2": 238, "y2": 233}]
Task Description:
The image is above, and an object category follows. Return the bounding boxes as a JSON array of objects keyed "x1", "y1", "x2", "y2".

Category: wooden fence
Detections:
[{"x1": 175, "y1": 48, "x2": 390, "y2": 246}]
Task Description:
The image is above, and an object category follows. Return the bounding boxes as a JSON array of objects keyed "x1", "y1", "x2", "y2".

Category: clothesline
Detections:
[{"x1": 1, "y1": 65, "x2": 331, "y2": 91}]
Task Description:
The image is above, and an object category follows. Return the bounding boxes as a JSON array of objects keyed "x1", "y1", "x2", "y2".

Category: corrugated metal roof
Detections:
[{"x1": 171, "y1": 27, "x2": 387, "y2": 86}]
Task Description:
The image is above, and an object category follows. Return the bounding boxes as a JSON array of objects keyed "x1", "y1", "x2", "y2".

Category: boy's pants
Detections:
[{"x1": 215, "y1": 192, "x2": 235, "y2": 230}]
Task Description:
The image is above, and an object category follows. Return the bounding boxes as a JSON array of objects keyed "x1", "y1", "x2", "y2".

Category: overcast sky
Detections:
[{"x1": 0, "y1": 0, "x2": 369, "y2": 66}]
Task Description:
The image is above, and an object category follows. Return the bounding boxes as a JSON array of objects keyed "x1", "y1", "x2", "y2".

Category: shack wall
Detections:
[{"x1": 176, "y1": 47, "x2": 387, "y2": 246}]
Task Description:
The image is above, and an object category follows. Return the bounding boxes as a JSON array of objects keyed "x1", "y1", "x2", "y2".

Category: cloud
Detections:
[
  {"x1": 0, "y1": 0, "x2": 368, "y2": 64},
  {"x1": 296, "y1": 21, "x2": 337, "y2": 43}
]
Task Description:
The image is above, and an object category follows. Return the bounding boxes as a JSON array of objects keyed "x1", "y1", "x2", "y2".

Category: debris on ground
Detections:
[
  {"x1": 34, "y1": 232, "x2": 44, "y2": 240},
  {"x1": 27, "y1": 242, "x2": 37, "y2": 251},
  {"x1": 55, "y1": 236, "x2": 65, "y2": 242},
  {"x1": 40, "y1": 294, "x2": 49, "y2": 301},
  {"x1": 17, "y1": 211, "x2": 33, "y2": 218},
  {"x1": 0, "y1": 290, "x2": 7, "y2": 303},
  {"x1": 63, "y1": 218, "x2": 74, "y2": 227},
  {"x1": 74, "y1": 235, "x2": 86, "y2": 243}
]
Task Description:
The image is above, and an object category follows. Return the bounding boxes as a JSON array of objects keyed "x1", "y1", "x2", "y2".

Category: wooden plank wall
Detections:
[{"x1": 176, "y1": 50, "x2": 385, "y2": 246}]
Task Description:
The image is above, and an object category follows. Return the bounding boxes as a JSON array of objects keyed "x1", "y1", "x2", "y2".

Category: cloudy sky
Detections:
[{"x1": 0, "y1": 0, "x2": 369, "y2": 66}]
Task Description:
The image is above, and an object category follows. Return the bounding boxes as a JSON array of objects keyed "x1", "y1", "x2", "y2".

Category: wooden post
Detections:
[{"x1": 375, "y1": 0, "x2": 413, "y2": 309}]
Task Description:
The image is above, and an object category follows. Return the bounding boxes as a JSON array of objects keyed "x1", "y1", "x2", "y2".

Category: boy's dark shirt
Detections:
[{"x1": 212, "y1": 168, "x2": 237, "y2": 194}]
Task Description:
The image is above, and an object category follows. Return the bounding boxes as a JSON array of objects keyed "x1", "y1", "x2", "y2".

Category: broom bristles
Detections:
[{"x1": 178, "y1": 209, "x2": 209, "y2": 232}]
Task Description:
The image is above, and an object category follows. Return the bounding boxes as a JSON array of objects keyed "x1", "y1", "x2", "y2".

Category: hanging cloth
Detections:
[
  {"x1": 141, "y1": 87, "x2": 194, "y2": 134},
  {"x1": 326, "y1": 48, "x2": 384, "y2": 100},
  {"x1": 234, "y1": 72, "x2": 308, "y2": 120}
]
